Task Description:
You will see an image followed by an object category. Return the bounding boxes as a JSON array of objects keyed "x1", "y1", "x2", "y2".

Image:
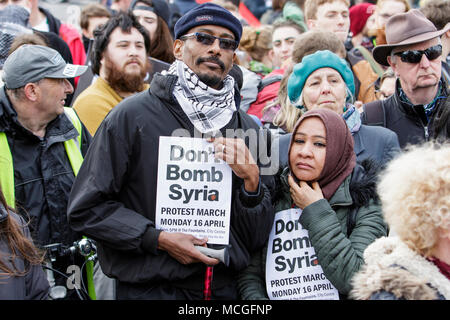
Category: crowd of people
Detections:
[{"x1": 0, "y1": 0, "x2": 449, "y2": 301}]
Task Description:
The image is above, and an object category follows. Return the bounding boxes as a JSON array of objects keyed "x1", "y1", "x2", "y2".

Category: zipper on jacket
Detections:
[{"x1": 424, "y1": 125, "x2": 429, "y2": 140}]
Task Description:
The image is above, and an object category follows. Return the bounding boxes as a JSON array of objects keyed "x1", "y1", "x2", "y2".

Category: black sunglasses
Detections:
[
  {"x1": 393, "y1": 44, "x2": 442, "y2": 64},
  {"x1": 180, "y1": 32, "x2": 238, "y2": 51}
]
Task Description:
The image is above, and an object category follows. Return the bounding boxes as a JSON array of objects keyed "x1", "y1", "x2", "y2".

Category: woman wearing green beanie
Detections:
[{"x1": 277, "y1": 50, "x2": 400, "y2": 170}]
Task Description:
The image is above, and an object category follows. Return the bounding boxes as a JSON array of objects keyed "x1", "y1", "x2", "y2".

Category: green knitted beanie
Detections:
[{"x1": 287, "y1": 50, "x2": 355, "y2": 107}]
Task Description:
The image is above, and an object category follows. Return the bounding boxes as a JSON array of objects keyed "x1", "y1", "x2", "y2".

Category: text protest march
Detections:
[
  {"x1": 266, "y1": 208, "x2": 339, "y2": 300},
  {"x1": 155, "y1": 136, "x2": 232, "y2": 245}
]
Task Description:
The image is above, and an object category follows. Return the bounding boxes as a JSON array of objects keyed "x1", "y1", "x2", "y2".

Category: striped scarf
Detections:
[
  {"x1": 342, "y1": 104, "x2": 362, "y2": 134},
  {"x1": 398, "y1": 80, "x2": 446, "y2": 123}
]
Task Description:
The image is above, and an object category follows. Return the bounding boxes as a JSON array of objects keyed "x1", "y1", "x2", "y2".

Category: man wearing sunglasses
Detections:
[
  {"x1": 362, "y1": 9, "x2": 450, "y2": 148},
  {"x1": 68, "y1": 3, "x2": 275, "y2": 300}
]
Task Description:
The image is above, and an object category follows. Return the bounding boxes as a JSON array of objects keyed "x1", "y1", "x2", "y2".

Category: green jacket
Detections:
[{"x1": 237, "y1": 161, "x2": 388, "y2": 299}]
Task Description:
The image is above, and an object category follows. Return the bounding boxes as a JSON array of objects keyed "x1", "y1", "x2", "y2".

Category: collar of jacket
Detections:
[
  {"x1": 0, "y1": 86, "x2": 78, "y2": 144},
  {"x1": 352, "y1": 129, "x2": 364, "y2": 156},
  {"x1": 393, "y1": 78, "x2": 448, "y2": 121},
  {"x1": 352, "y1": 236, "x2": 450, "y2": 300},
  {"x1": 149, "y1": 73, "x2": 179, "y2": 105}
]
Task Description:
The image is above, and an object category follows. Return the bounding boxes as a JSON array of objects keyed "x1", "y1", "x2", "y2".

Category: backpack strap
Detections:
[
  {"x1": 257, "y1": 74, "x2": 283, "y2": 91},
  {"x1": 355, "y1": 46, "x2": 384, "y2": 78},
  {"x1": 362, "y1": 99, "x2": 386, "y2": 127}
]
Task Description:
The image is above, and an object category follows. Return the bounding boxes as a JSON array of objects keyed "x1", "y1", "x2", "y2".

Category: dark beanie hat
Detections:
[
  {"x1": 174, "y1": 3, "x2": 242, "y2": 42},
  {"x1": 130, "y1": 0, "x2": 171, "y2": 27}
]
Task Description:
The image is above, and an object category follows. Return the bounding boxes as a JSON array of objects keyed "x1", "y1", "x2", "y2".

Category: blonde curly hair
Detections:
[{"x1": 377, "y1": 142, "x2": 450, "y2": 257}]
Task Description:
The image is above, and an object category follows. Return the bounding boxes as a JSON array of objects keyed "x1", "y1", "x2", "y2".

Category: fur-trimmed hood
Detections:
[{"x1": 350, "y1": 237, "x2": 450, "y2": 300}]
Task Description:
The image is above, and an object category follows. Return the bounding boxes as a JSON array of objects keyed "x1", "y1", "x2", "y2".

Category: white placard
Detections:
[
  {"x1": 155, "y1": 136, "x2": 232, "y2": 245},
  {"x1": 266, "y1": 208, "x2": 339, "y2": 300}
]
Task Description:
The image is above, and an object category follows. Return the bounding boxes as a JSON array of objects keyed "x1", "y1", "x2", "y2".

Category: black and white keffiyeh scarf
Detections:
[{"x1": 167, "y1": 60, "x2": 236, "y2": 133}]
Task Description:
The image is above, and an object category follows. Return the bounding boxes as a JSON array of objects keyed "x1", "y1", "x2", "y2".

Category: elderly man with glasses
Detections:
[{"x1": 362, "y1": 9, "x2": 450, "y2": 148}]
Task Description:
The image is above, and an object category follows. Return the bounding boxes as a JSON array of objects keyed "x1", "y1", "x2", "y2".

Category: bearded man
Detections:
[{"x1": 72, "y1": 11, "x2": 151, "y2": 136}]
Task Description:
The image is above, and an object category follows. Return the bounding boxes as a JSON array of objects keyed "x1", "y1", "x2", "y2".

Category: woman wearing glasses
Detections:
[{"x1": 375, "y1": 67, "x2": 396, "y2": 100}]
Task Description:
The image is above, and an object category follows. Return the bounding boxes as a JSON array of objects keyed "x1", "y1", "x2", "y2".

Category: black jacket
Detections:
[
  {"x1": 67, "y1": 73, "x2": 275, "y2": 296},
  {"x1": 362, "y1": 79, "x2": 449, "y2": 148},
  {"x1": 0, "y1": 87, "x2": 91, "y2": 247},
  {"x1": 0, "y1": 211, "x2": 50, "y2": 300}
]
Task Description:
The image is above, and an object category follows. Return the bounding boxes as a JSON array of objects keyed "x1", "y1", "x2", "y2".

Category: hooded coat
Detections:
[
  {"x1": 237, "y1": 157, "x2": 388, "y2": 299},
  {"x1": 350, "y1": 237, "x2": 450, "y2": 300}
]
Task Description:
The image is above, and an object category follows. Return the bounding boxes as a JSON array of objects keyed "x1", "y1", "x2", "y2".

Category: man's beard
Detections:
[
  {"x1": 198, "y1": 73, "x2": 222, "y2": 88},
  {"x1": 104, "y1": 55, "x2": 150, "y2": 94},
  {"x1": 195, "y1": 56, "x2": 225, "y2": 89}
]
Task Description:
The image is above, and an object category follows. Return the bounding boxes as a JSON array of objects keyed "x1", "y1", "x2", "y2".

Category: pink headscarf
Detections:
[{"x1": 288, "y1": 108, "x2": 356, "y2": 200}]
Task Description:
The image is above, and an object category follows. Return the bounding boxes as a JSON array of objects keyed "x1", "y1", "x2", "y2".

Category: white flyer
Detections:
[
  {"x1": 155, "y1": 136, "x2": 232, "y2": 245},
  {"x1": 266, "y1": 208, "x2": 339, "y2": 300}
]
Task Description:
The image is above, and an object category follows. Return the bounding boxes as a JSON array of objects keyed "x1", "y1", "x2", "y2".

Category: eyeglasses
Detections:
[
  {"x1": 180, "y1": 32, "x2": 238, "y2": 51},
  {"x1": 393, "y1": 44, "x2": 442, "y2": 64}
]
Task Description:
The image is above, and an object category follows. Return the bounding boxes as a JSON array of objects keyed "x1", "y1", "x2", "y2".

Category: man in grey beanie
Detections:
[
  {"x1": 0, "y1": 44, "x2": 92, "y2": 299},
  {"x1": 67, "y1": 3, "x2": 275, "y2": 300}
]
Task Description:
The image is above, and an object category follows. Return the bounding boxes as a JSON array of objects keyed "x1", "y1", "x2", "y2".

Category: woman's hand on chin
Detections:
[{"x1": 288, "y1": 175, "x2": 324, "y2": 209}]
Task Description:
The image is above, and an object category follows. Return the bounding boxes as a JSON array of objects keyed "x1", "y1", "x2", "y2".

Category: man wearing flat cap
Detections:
[
  {"x1": 68, "y1": 3, "x2": 275, "y2": 300},
  {"x1": 0, "y1": 45, "x2": 91, "y2": 299},
  {"x1": 362, "y1": 9, "x2": 450, "y2": 148}
]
